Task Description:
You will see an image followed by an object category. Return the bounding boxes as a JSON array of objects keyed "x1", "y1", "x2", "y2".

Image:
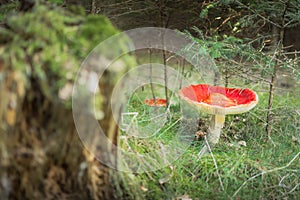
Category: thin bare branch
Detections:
[
  {"x1": 235, "y1": 0, "x2": 282, "y2": 28},
  {"x1": 232, "y1": 152, "x2": 300, "y2": 198}
]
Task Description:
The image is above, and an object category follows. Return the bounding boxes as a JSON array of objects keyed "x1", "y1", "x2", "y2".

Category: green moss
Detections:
[{"x1": 0, "y1": 5, "x2": 135, "y2": 101}]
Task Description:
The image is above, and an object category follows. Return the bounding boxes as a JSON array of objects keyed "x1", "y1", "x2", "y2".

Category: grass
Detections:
[{"x1": 118, "y1": 76, "x2": 300, "y2": 199}]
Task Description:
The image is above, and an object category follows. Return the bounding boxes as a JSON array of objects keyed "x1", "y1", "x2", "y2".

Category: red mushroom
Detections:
[
  {"x1": 179, "y1": 84, "x2": 258, "y2": 155},
  {"x1": 144, "y1": 98, "x2": 167, "y2": 107}
]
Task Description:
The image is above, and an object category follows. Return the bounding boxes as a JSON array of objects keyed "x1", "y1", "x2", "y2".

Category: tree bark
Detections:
[{"x1": 91, "y1": 0, "x2": 96, "y2": 14}]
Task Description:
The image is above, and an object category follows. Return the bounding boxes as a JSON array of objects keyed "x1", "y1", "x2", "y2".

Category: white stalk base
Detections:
[{"x1": 198, "y1": 115, "x2": 225, "y2": 157}]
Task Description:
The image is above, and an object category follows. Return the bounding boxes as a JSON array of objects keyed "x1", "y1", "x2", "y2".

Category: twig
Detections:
[
  {"x1": 232, "y1": 152, "x2": 300, "y2": 198},
  {"x1": 286, "y1": 183, "x2": 300, "y2": 195},
  {"x1": 215, "y1": 13, "x2": 241, "y2": 32},
  {"x1": 235, "y1": 0, "x2": 282, "y2": 29}
]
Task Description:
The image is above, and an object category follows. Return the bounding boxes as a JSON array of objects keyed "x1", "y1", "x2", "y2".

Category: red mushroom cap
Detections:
[
  {"x1": 179, "y1": 84, "x2": 258, "y2": 115},
  {"x1": 144, "y1": 98, "x2": 167, "y2": 107}
]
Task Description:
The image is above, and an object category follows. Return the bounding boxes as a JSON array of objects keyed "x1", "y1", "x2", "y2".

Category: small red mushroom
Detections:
[
  {"x1": 179, "y1": 84, "x2": 258, "y2": 155},
  {"x1": 144, "y1": 98, "x2": 167, "y2": 107}
]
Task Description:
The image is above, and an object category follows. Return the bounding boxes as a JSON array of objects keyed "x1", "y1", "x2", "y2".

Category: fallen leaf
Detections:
[
  {"x1": 292, "y1": 136, "x2": 299, "y2": 143},
  {"x1": 158, "y1": 176, "x2": 170, "y2": 184},
  {"x1": 227, "y1": 143, "x2": 234, "y2": 147},
  {"x1": 238, "y1": 141, "x2": 247, "y2": 147},
  {"x1": 177, "y1": 194, "x2": 192, "y2": 200},
  {"x1": 140, "y1": 185, "x2": 148, "y2": 192},
  {"x1": 195, "y1": 131, "x2": 206, "y2": 139}
]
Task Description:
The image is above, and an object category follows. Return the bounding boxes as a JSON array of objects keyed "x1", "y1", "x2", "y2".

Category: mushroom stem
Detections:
[
  {"x1": 198, "y1": 114, "x2": 225, "y2": 157},
  {"x1": 207, "y1": 114, "x2": 225, "y2": 146}
]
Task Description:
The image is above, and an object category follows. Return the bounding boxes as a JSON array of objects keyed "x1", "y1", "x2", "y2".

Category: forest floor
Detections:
[{"x1": 118, "y1": 71, "x2": 300, "y2": 200}]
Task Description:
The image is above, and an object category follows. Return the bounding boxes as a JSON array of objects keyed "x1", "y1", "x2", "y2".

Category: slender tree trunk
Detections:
[
  {"x1": 179, "y1": 59, "x2": 185, "y2": 89},
  {"x1": 91, "y1": 0, "x2": 96, "y2": 14},
  {"x1": 213, "y1": 71, "x2": 220, "y2": 86},
  {"x1": 162, "y1": 48, "x2": 169, "y2": 107},
  {"x1": 149, "y1": 48, "x2": 156, "y2": 103},
  {"x1": 266, "y1": 4, "x2": 287, "y2": 138},
  {"x1": 158, "y1": 2, "x2": 170, "y2": 108},
  {"x1": 224, "y1": 67, "x2": 229, "y2": 88},
  {"x1": 266, "y1": 62, "x2": 278, "y2": 138}
]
